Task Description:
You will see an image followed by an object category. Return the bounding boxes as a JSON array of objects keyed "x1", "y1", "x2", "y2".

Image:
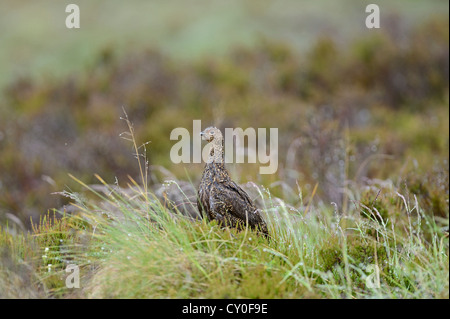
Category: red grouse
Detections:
[{"x1": 197, "y1": 126, "x2": 268, "y2": 237}]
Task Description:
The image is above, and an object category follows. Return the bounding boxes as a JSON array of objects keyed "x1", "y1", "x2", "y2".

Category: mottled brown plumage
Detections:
[{"x1": 197, "y1": 126, "x2": 268, "y2": 237}]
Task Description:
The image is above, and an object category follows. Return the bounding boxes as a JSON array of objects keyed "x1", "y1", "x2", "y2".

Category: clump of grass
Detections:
[
  {"x1": 56, "y1": 170, "x2": 446, "y2": 298},
  {"x1": 28, "y1": 209, "x2": 93, "y2": 294},
  {"x1": 0, "y1": 206, "x2": 95, "y2": 297},
  {"x1": 0, "y1": 225, "x2": 44, "y2": 298}
]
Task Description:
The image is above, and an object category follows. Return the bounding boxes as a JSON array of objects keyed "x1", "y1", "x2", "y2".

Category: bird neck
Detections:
[{"x1": 207, "y1": 134, "x2": 225, "y2": 164}]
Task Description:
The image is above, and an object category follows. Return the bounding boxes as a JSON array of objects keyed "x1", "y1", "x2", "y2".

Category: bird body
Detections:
[{"x1": 197, "y1": 126, "x2": 268, "y2": 237}]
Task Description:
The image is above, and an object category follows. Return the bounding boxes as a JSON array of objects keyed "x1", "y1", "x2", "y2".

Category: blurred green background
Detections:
[
  {"x1": 0, "y1": 0, "x2": 448, "y2": 228},
  {"x1": 1, "y1": 1, "x2": 447, "y2": 89}
]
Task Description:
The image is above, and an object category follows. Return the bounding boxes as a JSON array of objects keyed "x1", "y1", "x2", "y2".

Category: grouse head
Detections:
[
  {"x1": 200, "y1": 126, "x2": 224, "y2": 163},
  {"x1": 200, "y1": 126, "x2": 222, "y2": 142}
]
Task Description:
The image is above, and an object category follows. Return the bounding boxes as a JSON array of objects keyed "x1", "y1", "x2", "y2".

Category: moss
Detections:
[
  {"x1": 359, "y1": 189, "x2": 390, "y2": 225},
  {"x1": 407, "y1": 169, "x2": 449, "y2": 219},
  {"x1": 201, "y1": 264, "x2": 310, "y2": 298},
  {"x1": 320, "y1": 235, "x2": 389, "y2": 270}
]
